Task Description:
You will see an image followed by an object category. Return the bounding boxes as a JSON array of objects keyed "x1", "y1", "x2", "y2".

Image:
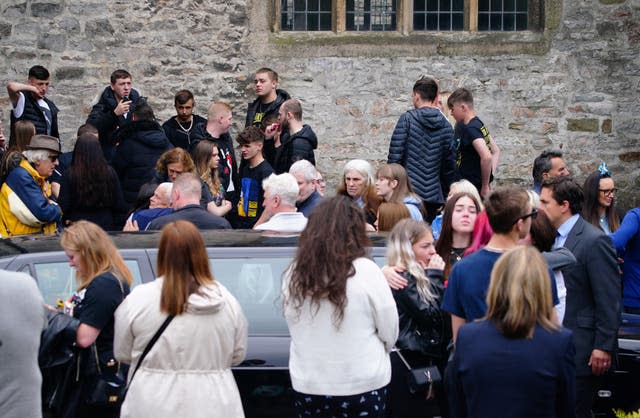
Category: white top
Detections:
[
  {"x1": 12, "y1": 92, "x2": 50, "y2": 119},
  {"x1": 282, "y1": 257, "x2": 399, "y2": 396},
  {"x1": 254, "y1": 211, "x2": 308, "y2": 232}
]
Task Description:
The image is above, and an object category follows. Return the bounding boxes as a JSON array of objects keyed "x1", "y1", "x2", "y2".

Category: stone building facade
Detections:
[{"x1": 0, "y1": 0, "x2": 638, "y2": 206}]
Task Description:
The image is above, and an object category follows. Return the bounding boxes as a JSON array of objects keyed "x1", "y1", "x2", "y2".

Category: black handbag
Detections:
[
  {"x1": 395, "y1": 349, "x2": 442, "y2": 396},
  {"x1": 85, "y1": 344, "x2": 127, "y2": 407}
]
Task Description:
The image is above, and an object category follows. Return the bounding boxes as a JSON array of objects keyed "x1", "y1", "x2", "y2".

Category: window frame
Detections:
[{"x1": 274, "y1": 0, "x2": 545, "y2": 33}]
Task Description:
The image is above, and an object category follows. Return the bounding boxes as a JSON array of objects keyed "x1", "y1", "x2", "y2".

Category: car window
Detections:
[
  {"x1": 210, "y1": 257, "x2": 290, "y2": 336},
  {"x1": 33, "y1": 259, "x2": 143, "y2": 305}
]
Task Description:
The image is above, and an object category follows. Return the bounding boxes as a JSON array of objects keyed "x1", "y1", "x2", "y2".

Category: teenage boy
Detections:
[
  {"x1": 245, "y1": 67, "x2": 291, "y2": 127},
  {"x1": 447, "y1": 88, "x2": 500, "y2": 198},
  {"x1": 162, "y1": 89, "x2": 207, "y2": 150},
  {"x1": 86, "y1": 69, "x2": 145, "y2": 160},
  {"x1": 192, "y1": 102, "x2": 238, "y2": 204},
  {"x1": 7, "y1": 65, "x2": 59, "y2": 142},
  {"x1": 233, "y1": 126, "x2": 274, "y2": 229}
]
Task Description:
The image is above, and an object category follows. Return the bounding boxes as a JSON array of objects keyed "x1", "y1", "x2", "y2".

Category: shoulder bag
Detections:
[{"x1": 395, "y1": 348, "x2": 442, "y2": 397}]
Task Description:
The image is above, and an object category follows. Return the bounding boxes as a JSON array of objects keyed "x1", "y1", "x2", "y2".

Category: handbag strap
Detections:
[
  {"x1": 394, "y1": 348, "x2": 413, "y2": 371},
  {"x1": 127, "y1": 315, "x2": 174, "y2": 385}
]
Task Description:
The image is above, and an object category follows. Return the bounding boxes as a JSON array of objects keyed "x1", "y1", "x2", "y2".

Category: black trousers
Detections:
[
  {"x1": 575, "y1": 375, "x2": 600, "y2": 418},
  {"x1": 293, "y1": 386, "x2": 388, "y2": 418}
]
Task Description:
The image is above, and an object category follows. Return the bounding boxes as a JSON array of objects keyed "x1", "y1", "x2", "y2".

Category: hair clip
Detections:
[{"x1": 597, "y1": 162, "x2": 611, "y2": 177}]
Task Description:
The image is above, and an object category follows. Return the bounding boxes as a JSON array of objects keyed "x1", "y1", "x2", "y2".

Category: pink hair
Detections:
[{"x1": 464, "y1": 210, "x2": 493, "y2": 256}]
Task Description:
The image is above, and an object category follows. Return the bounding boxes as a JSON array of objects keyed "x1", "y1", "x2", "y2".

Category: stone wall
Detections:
[{"x1": 0, "y1": 0, "x2": 638, "y2": 207}]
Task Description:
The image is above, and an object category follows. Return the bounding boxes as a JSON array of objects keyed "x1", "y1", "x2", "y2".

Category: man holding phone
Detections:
[{"x1": 86, "y1": 69, "x2": 146, "y2": 161}]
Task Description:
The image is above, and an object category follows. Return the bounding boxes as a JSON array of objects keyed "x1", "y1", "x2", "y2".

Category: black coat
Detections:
[
  {"x1": 111, "y1": 120, "x2": 173, "y2": 208},
  {"x1": 265, "y1": 124, "x2": 318, "y2": 174},
  {"x1": 245, "y1": 89, "x2": 291, "y2": 127},
  {"x1": 86, "y1": 87, "x2": 145, "y2": 160},
  {"x1": 392, "y1": 269, "x2": 450, "y2": 360},
  {"x1": 162, "y1": 114, "x2": 207, "y2": 150}
]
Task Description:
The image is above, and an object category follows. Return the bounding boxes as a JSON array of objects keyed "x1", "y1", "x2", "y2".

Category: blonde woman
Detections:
[
  {"x1": 114, "y1": 220, "x2": 247, "y2": 418},
  {"x1": 60, "y1": 220, "x2": 133, "y2": 418},
  {"x1": 449, "y1": 246, "x2": 575, "y2": 418},
  {"x1": 385, "y1": 219, "x2": 450, "y2": 418},
  {"x1": 192, "y1": 140, "x2": 232, "y2": 216}
]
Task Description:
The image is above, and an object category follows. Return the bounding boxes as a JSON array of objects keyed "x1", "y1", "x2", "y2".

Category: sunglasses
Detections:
[
  {"x1": 48, "y1": 155, "x2": 58, "y2": 162},
  {"x1": 515, "y1": 208, "x2": 538, "y2": 224}
]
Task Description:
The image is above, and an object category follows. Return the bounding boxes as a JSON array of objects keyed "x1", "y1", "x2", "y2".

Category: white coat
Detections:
[{"x1": 114, "y1": 278, "x2": 248, "y2": 418}]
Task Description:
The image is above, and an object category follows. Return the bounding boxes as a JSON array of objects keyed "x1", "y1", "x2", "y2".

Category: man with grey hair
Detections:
[
  {"x1": 289, "y1": 159, "x2": 322, "y2": 217},
  {"x1": 124, "y1": 182, "x2": 173, "y2": 231},
  {"x1": 254, "y1": 173, "x2": 307, "y2": 232},
  {"x1": 0, "y1": 134, "x2": 62, "y2": 236},
  {"x1": 531, "y1": 149, "x2": 570, "y2": 194},
  {"x1": 147, "y1": 173, "x2": 231, "y2": 230}
]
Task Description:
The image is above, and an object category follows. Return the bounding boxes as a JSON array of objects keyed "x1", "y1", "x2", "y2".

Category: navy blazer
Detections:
[
  {"x1": 449, "y1": 320, "x2": 576, "y2": 418},
  {"x1": 560, "y1": 216, "x2": 621, "y2": 376}
]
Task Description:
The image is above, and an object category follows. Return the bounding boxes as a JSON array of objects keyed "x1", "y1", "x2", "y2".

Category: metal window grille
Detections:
[
  {"x1": 478, "y1": 0, "x2": 528, "y2": 31},
  {"x1": 281, "y1": 0, "x2": 333, "y2": 31},
  {"x1": 346, "y1": 0, "x2": 397, "y2": 31},
  {"x1": 413, "y1": 0, "x2": 464, "y2": 31}
]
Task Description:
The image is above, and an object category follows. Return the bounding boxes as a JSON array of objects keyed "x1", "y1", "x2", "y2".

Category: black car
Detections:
[
  {"x1": 0, "y1": 230, "x2": 388, "y2": 418},
  {"x1": 1, "y1": 231, "x2": 638, "y2": 418}
]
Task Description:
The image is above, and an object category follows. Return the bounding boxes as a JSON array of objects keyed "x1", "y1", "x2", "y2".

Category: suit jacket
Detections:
[{"x1": 560, "y1": 216, "x2": 621, "y2": 376}]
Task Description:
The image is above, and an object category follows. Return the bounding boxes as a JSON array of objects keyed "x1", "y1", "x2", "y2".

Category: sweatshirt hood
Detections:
[
  {"x1": 116, "y1": 120, "x2": 170, "y2": 148},
  {"x1": 286, "y1": 124, "x2": 318, "y2": 149},
  {"x1": 409, "y1": 107, "x2": 451, "y2": 131},
  {"x1": 185, "y1": 282, "x2": 226, "y2": 315}
]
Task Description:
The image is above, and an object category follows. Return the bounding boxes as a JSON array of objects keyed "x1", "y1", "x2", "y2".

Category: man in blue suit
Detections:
[{"x1": 539, "y1": 176, "x2": 621, "y2": 418}]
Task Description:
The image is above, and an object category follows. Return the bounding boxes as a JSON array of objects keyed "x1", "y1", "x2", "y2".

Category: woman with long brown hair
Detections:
[
  {"x1": 60, "y1": 221, "x2": 133, "y2": 418},
  {"x1": 114, "y1": 220, "x2": 247, "y2": 418},
  {"x1": 282, "y1": 195, "x2": 398, "y2": 417},
  {"x1": 192, "y1": 140, "x2": 232, "y2": 217}
]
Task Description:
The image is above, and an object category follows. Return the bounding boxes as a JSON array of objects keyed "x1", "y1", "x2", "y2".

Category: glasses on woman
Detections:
[{"x1": 599, "y1": 188, "x2": 617, "y2": 196}]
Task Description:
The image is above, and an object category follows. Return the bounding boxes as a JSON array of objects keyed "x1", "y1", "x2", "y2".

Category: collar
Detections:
[{"x1": 557, "y1": 213, "x2": 580, "y2": 240}]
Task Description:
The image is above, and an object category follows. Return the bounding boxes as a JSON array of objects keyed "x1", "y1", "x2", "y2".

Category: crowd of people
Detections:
[{"x1": 1, "y1": 64, "x2": 638, "y2": 418}]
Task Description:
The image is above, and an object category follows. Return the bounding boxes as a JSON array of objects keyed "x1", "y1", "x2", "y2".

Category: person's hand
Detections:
[
  {"x1": 123, "y1": 219, "x2": 139, "y2": 231},
  {"x1": 382, "y1": 265, "x2": 408, "y2": 290},
  {"x1": 588, "y1": 349, "x2": 612, "y2": 375},
  {"x1": 114, "y1": 98, "x2": 132, "y2": 116},
  {"x1": 365, "y1": 223, "x2": 376, "y2": 232},
  {"x1": 207, "y1": 199, "x2": 232, "y2": 216},
  {"x1": 481, "y1": 184, "x2": 492, "y2": 198},
  {"x1": 427, "y1": 253, "x2": 445, "y2": 271},
  {"x1": 264, "y1": 123, "x2": 280, "y2": 139}
]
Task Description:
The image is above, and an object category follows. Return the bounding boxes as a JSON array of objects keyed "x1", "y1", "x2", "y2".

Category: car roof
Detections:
[{"x1": 0, "y1": 230, "x2": 389, "y2": 256}]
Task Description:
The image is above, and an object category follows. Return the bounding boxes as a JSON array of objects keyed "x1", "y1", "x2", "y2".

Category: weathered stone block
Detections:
[
  {"x1": 508, "y1": 121, "x2": 526, "y2": 130},
  {"x1": 3, "y1": 3, "x2": 27, "y2": 18},
  {"x1": 599, "y1": 0, "x2": 625, "y2": 4},
  {"x1": 619, "y1": 151, "x2": 640, "y2": 162},
  {"x1": 31, "y1": 2, "x2": 63, "y2": 18},
  {"x1": 55, "y1": 67, "x2": 85, "y2": 80},
  {"x1": 567, "y1": 118, "x2": 599, "y2": 132},
  {"x1": 37, "y1": 33, "x2": 66, "y2": 52},
  {"x1": 602, "y1": 119, "x2": 612, "y2": 134},
  {"x1": 0, "y1": 23, "x2": 11, "y2": 38},
  {"x1": 85, "y1": 19, "x2": 114, "y2": 36}
]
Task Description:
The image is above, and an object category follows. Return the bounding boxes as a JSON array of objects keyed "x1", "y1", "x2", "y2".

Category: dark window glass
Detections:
[
  {"x1": 309, "y1": 0, "x2": 319, "y2": 11},
  {"x1": 490, "y1": 12, "x2": 502, "y2": 30},
  {"x1": 295, "y1": 0, "x2": 306, "y2": 10},
  {"x1": 440, "y1": 0, "x2": 451, "y2": 11},
  {"x1": 452, "y1": 0, "x2": 463, "y2": 10},
  {"x1": 414, "y1": 13, "x2": 424, "y2": 29},
  {"x1": 452, "y1": 12, "x2": 463, "y2": 29},
  {"x1": 320, "y1": 13, "x2": 332, "y2": 30},
  {"x1": 347, "y1": 0, "x2": 396, "y2": 31},
  {"x1": 427, "y1": 0, "x2": 438, "y2": 11},
  {"x1": 503, "y1": 13, "x2": 514, "y2": 30},
  {"x1": 516, "y1": 12, "x2": 527, "y2": 29},
  {"x1": 426, "y1": 13, "x2": 438, "y2": 29},
  {"x1": 282, "y1": 0, "x2": 332, "y2": 31},
  {"x1": 479, "y1": 0, "x2": 490, "y2": 11},
  {"x1": 440, "y1": 13, "x2": 451, "y2": 29},
  {"x1": 516, "y1": 0, "x2": 528, "y2": 11},
  {"x1": 478, "y1": 13, "x2": 489, "y2": 30},
  {"x1": 294, "y1": 12, "x2": 306, "y2": 30},
  {"x1": 504, "y1": 0, "x2": 515, "y2": 11},
  {"x1": 490, "y1": 0, "x2": 502, "y2": 12},
  {"x1": 415, "y1": 0, "x2": 427, "y2": 11}
]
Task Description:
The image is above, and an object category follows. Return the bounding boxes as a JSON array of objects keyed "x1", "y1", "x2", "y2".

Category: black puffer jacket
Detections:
[
  {"x1": 392, "y1": 269, "x2": 450, "y2": 360},
  {"x1": 245, "y1": 89, "x2": 291, "y2": 127},
  {"x1": 86, "y1": 87, "x2": 145, "y2": 160},
  {"x1": 266, "y1": 124, "x2": 318, "y2": 174},
  {"x1": 387, "y1": 107, "x2": 455, "y2": 205},
  {"x1": 111, "y1": 120, "x2": 173, "y2": 208}
]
